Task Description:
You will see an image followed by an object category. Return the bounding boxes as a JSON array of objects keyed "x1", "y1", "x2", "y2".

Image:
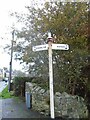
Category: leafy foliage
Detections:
[
  {"x1": 12, "y1": 2, "x2": 89, "y2": 99},
  {"x1": 13, "y1": 77, "x2": 33, "y2": 96}
]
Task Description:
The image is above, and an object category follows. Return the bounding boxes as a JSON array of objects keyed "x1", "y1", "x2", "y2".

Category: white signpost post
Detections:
[{"x1": 32, "y1": 33, "x2": 69, "y2": 119}]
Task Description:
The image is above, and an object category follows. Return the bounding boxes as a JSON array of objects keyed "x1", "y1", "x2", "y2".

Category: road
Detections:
[
  {"x1": 0, "y1": 81, "x2": 7, "y2": 120},
  {"x1": 0, "y1": 81, "x2": 7, "y2": 93}
]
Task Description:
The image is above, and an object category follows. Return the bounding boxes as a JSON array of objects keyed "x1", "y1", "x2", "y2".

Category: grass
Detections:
[
  {"x1": 0, "y1": 86, "x2": 15, "y2": 99},
  {"x1": 0, "y1": 86, "x2": 24, "y2": 101}
]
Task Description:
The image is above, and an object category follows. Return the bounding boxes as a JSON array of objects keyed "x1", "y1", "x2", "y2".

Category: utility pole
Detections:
[{"x1": 8, "y1": 30, "x2": 14, "y2": 92}]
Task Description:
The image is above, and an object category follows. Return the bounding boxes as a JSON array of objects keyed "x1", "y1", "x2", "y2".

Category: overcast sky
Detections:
[
  {"x1": 0, "y1": 0, "x2": 47, "y2": 70},
  {"x1": 0, "y1": 0, "x2": 31, "y2": 70}
]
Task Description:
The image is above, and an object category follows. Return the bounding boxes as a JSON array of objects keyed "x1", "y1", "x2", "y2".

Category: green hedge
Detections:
[{"x1": 13, "y1": 77, "x2": 34, "y2": 97}]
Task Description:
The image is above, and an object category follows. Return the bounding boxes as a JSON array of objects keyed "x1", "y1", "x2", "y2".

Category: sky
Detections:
[
  {"x1": 0, "y1": 0, "x2": 48, "y2": 71},
  {"x1": 0, "y1": 0, "x2": 47, "y2": 71},
  {"x1": 0, "y1": 0, "x2": 32, "y2": 70}
]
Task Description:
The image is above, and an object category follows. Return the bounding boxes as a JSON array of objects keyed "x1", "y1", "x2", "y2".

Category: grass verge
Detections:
[{"x1": 0, "y1": 86, "x2": 15, "y2": 99}]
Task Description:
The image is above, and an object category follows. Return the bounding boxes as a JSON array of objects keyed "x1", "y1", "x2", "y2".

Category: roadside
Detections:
[
  {"x1": 0, "y1": 81, "x2": 7, "y2": 120},
  {"x1": 0, "y1": 81, "x2": 63, "y2": 120},
  {"x1": 0, "y1": 81, "x2": 49, "y2": 119}
]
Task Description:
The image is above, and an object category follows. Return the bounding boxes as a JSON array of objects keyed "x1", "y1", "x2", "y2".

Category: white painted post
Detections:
[
  {"x1": 48, "y1": 32, "x2": 55, "y2": 119},
  {"x1": 32, "y1": 32, "x2": 69, "y2": 119}
]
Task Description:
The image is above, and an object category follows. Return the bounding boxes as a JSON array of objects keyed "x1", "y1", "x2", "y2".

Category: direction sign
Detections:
[
  {"x1": 52, "y1": 44, "x2": 69, "y2": 50},
  {"x1": 32, "y1": 44, "x2": 48, "y2": 52},
  {"x1": 32, "y1": 32, "x2": 69, "y2": 119}
]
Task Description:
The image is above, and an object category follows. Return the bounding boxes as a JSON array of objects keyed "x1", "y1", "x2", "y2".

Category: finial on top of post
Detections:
[
  {"x1": 48, "y1": 32, "x2": 52, "y2": 39},
  {"x1": 47, "y1": 32, "x2": 53, "y2": 43}
]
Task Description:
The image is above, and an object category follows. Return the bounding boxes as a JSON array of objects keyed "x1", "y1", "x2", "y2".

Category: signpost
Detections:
[{"x1": 32, "y1": 32, "x2": 69, "y2": 119}]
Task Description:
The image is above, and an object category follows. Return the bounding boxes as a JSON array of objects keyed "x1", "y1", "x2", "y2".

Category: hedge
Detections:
[{"x1": 13, "y1": 77, "x2": 34, "y2": 97}]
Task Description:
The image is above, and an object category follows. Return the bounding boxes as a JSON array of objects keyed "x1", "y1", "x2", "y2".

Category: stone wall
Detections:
[{"x1": 25, "y1": 82, "x2": 88, "y2": 118}]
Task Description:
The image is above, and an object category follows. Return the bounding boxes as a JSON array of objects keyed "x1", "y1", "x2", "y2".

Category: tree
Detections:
[{"x1": 12, "y1": 2, "x2": 89, "y2": 97}]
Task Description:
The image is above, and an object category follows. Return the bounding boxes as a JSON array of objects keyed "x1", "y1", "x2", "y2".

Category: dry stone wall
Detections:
[{"x1": 25, "y1": 82, "x2": 88, "y2": 118}]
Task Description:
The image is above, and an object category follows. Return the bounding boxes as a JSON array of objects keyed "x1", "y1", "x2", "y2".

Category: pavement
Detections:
[
  {"x1": 0, "y1": 98, "x2": 63, "y2": 120},
  {"x1": 0, "y1": 98, "x2": 50, "y2": 119}
]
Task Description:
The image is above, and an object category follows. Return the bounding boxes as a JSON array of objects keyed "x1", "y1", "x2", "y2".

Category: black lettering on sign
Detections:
[{"x1": 57, "y1": 46, "x2": 65, "y2": 48}]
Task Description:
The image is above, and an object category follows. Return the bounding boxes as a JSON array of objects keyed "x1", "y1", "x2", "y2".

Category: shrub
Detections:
[{"x1": 13, "y1": 77, "x2": 34, "y2": 97}]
